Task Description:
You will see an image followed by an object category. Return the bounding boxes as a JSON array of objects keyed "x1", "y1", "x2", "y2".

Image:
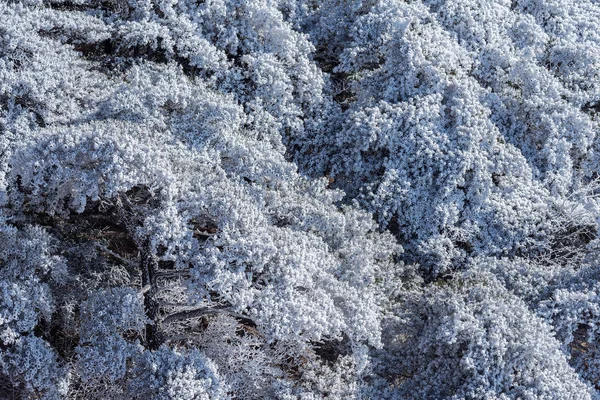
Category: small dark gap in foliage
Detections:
[
  {"x1": 312, "y1": 335, "x2": 351, "y2": 365},
  {"x1": 34, "y1": 313, "x2": 80, "y2": 359},
  {"x1": 582, "y1": 100, "x2": 600, "y2": 114},
  {"x1": 455, "y1": 239, "x2": 474, "y2": 254},
  {"x1": 0, "y1": 373, "x2": 21, "y2": 400},
  {"x1": 46, "y1": 1, "x2": 90, "y2": 12},
  {"x1": 549, "y1": 224, "x2": 596, "y2": 262},
  {"x1": 190, "y1": 215, "x2": 218, "y2": 240},
  {"x1": 158, "y1": 260, "x2": 175, "y2": 270},
  {"x1": 0, "y1": 93, "x2": 46, "y2": 127}
]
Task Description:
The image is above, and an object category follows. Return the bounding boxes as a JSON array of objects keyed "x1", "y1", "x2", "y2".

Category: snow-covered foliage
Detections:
[
  {"x1": 2, "y1": 0, "x2": 600, "y2": 398},
  {"x1": 381, "y1": 272, "x2": 594, "y2": 399}
]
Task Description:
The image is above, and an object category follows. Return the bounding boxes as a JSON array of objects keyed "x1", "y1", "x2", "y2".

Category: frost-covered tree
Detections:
[
  {"x1": 0, "y1": 1, "x2": 403, "y2": 398},
  {"x1": 375, "y1": 272, "x2": 594, "y2": 399},
  {"x1": 294, "y1": 0, "x2": 600, "y2": 275},
  {"x1": 3, "y1": 0, "x2": 600, "y2": 398}
]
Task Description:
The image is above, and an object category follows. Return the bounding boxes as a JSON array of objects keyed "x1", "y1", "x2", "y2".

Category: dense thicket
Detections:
[{"x1": 1, "y1": 0, "x2": 600, "y2": 399}]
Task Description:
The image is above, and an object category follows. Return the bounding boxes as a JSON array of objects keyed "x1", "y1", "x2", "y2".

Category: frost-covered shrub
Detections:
[
  {"x1": 0, "y1": 217, "x2": 68, "y2": 399},
  {"x1": 75, "y1": 288, "x2": 146, "y2": 385},
  {"x1": 293, "y1": 0, "x2": 600, "y2": 281},
  {"x1": 377, "y1": 272, "x2": 594, "y2": 399},
  {"x1": 128, "y1": 346, "x2": 226, "y2": 400},
  {"x1": 1, "y1": 335, "x2": 69, "y2": 400}
]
